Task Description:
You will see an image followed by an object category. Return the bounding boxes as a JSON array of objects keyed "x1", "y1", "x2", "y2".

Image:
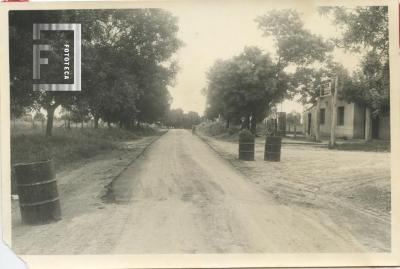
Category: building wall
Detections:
[
  {"x1": 353, "y1": 104, "x2": 366, "y2": 139},
  {"x1": 303, "y1": 96, "x2": 390, "y2": 140},
  {"x1": 378, "y1": 115, "x2": 390, "y2": 140},
  {"x1": 304, "y1": 95, "x2": 356, "y2": 139}
]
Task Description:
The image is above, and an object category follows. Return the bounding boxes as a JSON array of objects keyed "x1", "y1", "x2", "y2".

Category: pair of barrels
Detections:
[
  {"x1": 239, "y1": 135, "x2": 282, "y2": 161},
  {"x1": 14, "y1": 160, "x2": 61, "y2": 225}
]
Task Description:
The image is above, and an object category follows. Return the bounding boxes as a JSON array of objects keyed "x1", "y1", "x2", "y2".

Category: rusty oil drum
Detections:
[
  {"x1": 239, "y1": 138, "x2": 255, "y2": 161},
  {"x1": 264, "y1": 136, "x2": 282, "y2": 162},
  {"x1": 14, "y1": 160, "x2": 61, "y2": 225},
  {"x1": 239, "y1": 142, "x2": 255, "y2": 161}
]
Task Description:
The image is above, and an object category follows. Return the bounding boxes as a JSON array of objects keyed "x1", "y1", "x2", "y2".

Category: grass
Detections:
[
  {"x1": 197, "y1": 121, "x2": 390, "y2": 152},
  {"x1": 11, "y1": 121, "x2": 159, "y2": 170},
  {"x1": 10, "y1": 121, "x2": 162, "y2": 194},
  {"x1": 333, "y1": 139, "x2": 390, "y2": 152}
]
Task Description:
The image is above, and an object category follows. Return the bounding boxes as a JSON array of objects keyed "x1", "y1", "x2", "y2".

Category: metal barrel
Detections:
[
  {"x1": 264, "y1": 136, "x2": 282, "y2": 162},
  {"x1": 14, "y1": 160, "x2": 61, "y2": 225},
  {"x1": 239, "y1": 142, "x2": 255, "y2": 161}
]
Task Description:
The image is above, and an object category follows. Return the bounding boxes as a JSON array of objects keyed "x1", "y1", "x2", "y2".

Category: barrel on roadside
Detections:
[
  {"x1": 238, "y1": 129, "x2": 255, "y2": 161},
  {"x1": 264, "y1": 135, "x2": 282, "y2": 162},
  {"x1": 14, "y1": 160, "x2": 61, "y2": 225}
]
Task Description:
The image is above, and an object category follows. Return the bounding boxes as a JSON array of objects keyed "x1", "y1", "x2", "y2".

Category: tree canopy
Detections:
[
  {"x1": 163, "y1": 109, "x2": 201, "y2": 129},
  {"x1": 255, "y1": 9, "x2": 335, "y2": 110},
  {"x1": 204, "y1": 47, "x2": 291, "y2": 133},
  {"x1": 9, "y1": 9, "x2": 182, "y2": 135},
  {"x1": 319, "y1": 6, "x2": 389, "y2": 116},
  {"x1": 256, "y1": 9, "x2": 333, "y2": 67}
]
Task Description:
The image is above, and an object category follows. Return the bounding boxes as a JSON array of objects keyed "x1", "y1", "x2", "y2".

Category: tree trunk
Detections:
[
  {"x1": 250, "y1": 114, "x2": 257, "y2": 135},
  {"x1": 242, "y1": 116, "x2": 250, "y2": 130},
  {"x1": 315, "y1": 97, "x2": 321, "y2": 142},
  {"x1": 107, "y1": 121, "x2": 111, "y2": 129},
  {"x1": 94, "y1": 114, "x2": 99, "y2": 129},
  {"x1": 32, "y1": 118, "x2": 36, "y2": 129},
  {"x1": 45, "y1": 106, "x2": 56, "y2": 137},
  {"x1": 294, "y1": 125, "x2": 297, "y2": 138},
  {"x1": 81, "y1": 121, "x2": 84, "y2": 129},
  {"x1": 240, "y1": 118, "x2": 246, "y2": 130},
  {"x1": 365, "y1": 107, "x2": 372, "y2": 141},
  {"x1": 225, "y1": 119, "x2": 230, "y2": 129}
]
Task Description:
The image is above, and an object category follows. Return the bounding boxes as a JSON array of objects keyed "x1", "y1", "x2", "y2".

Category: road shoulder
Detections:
[
  {"x1": 196, "y1": 131, "x2": 391, "y2": 252},
  {"x1": 11, "y1": 131, "x2": 167, "y2": 254}
]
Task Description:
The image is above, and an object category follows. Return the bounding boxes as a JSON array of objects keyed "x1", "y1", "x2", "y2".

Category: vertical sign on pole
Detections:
[{"x1": 329, "y1": 76, "x2": 339, "y2": 148}]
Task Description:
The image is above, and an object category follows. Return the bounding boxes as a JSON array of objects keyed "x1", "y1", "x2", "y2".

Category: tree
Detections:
[
  {"x1": 163, "y1": 108, "x2": 184, "y2": 128},
  {"x1": 186, "y1": 111, "x2": 201, "y2": 127},
  {"x1": 253, "y1": 9, "x2": 336, "y2": 137},
  {"x1": 204, "y1": 47, "x2": 290, "y2": 134},
  {"x1": 162, "y1": 109, "x2": 201, "y2": 129},
  {"x1": 9, "y1": 10, "x2": 97, "y2": 136},
  {"x1": 293, "y1": 60, "x2": 350, "y2": 105},
  {"x1": 319, "y1": 6, "x2": 389, "y2": 116},
  {"x1": 81, "y1": 9, "x2": 181, "y2": 129},
  {"x1": 256, "y1": 10, "x2": 335, "y2": 100},
  {"x1": 256, "y1": 10, "x2": 333, "y2": 69},
  {"x1": 33, "y1": 112, "x2": 46, "y2": 129},
  {"x1": 286, "y1": 111, "x2": 301, "y2": 133},
  {"x1": 9, "y1": 9, "x2": 182, "y2": 135},
  {"x1": 59, "y1": 108, "x2": 72, "y2": 129}
]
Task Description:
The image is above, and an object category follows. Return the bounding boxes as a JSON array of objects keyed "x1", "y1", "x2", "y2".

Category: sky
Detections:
[{"x1": 165, "y1": 2, "x2": 361, "y2": 115}]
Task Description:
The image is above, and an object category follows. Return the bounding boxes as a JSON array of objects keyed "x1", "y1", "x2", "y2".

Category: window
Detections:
[
  {"x1": 320, "y1": 108, "x2": 325, "y2": 125},
  {"x1": 337, "y1": 106, "x2": 345, "y2": 126}
]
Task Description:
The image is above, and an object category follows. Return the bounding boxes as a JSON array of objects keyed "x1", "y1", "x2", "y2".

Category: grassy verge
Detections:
[
  {"x1": 333, "y1": 140, "x2": 390, "y2": 152},
  {"x1": 11, "y1": 125, "x2": 160, "y2": 170},
  {"x1": 197, "y1": 121, "x2": 390, "y2": 152}
]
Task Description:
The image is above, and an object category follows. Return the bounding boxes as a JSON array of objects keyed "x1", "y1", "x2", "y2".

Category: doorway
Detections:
[{"x1": 372, "y1": 116, "x2": 380, "y2": 139}]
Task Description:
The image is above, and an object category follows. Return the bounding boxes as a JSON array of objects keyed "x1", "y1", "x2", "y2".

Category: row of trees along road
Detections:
[
  {"x1": 163, "y1": 108, "x2": 202, "y2": 129},
  {"x1": 204, "y1": 7, "x2": 389, "y2": 136},
  {"x1": 10, "y1": 10, "x2": 182, "y2": 136}
]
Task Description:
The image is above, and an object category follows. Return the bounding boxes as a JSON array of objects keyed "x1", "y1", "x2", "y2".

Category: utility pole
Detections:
[
  {"x1": 329, "y1": 76, "x2": 339, "y2": 148},
  {"x1": 315, "y1": 96, "x2": 321, "y2": 142},
  {"x1": 365, "y1": 107, "x2": 372, "y2": 141}
]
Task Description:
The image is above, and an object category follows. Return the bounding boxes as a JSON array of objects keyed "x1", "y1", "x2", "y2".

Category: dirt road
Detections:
[{"x1": 13, "y1": 129, "x2": 367, "y2": 254}]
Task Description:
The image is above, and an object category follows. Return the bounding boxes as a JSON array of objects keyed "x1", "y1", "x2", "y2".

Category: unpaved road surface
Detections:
[
  {"x1": 198, "y1": 131, "x2": 390, "y2": 252},
  {"x1": 13, "y1": 129, "x2": 371, "y2": 254}
]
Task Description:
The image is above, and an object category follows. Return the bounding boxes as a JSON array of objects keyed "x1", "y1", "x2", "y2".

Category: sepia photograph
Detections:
[{"x1": 1, "y1": 0, "x2": 399, "y2": 268}]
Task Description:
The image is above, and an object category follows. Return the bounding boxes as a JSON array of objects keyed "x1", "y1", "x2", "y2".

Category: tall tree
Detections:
[
  {"x1": 204, "y1": 47, "x2": 290, "y2": 134},
  {"x1": 256, "y1": 10, "x2": 333, "y2": 69},
  {"x1": 9, "y1": 9, "x2": 182, "y2": 135},
  {"x1": 293, "y1": 60, "x2": 350, "y2": 105},
  {"x1": 9, "y1": 10, "x2": 103, "y2": 136},
  {"x1": 319, "y1": 6, "x2": 389, "y2": 116}
]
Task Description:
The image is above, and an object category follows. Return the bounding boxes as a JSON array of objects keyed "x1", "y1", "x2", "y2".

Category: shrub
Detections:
[
  {"x1": 239, "y1": 129, "x2": 254, "y2": 142},
  {"x1": 228, "y1": 126, "x2": 240, "y2": 135},
  {"x1": 197, "y1": 121, "x2": 226, "y2": 136}
]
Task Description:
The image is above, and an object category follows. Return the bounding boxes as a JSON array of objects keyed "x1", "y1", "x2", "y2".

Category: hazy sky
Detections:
[{"x1": 165, "y1": 2, "x2": 361, "y2": 115}]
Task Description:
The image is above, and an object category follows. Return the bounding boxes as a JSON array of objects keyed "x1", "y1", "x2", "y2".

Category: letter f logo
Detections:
[
  {"x1": 33, "y1": 44, "x2": 52, "y2": 79},
  {"x1": 32, "y1": 23, "x2": 81, "y2": 91}
]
